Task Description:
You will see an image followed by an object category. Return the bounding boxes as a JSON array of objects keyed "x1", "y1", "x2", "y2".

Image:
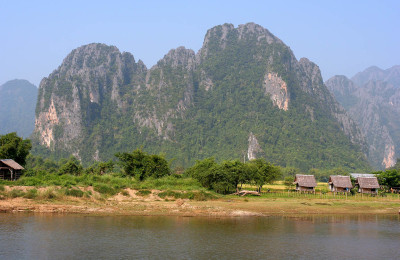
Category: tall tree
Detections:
[
  {"x1": 0, "y1": 132, "x2": 32, "y2": 166},
  {"x1": 115, "y1": 149, "x2": 171, "y2": 180}
]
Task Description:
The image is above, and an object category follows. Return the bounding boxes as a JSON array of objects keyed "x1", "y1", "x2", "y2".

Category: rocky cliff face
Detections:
[
  {"x1": 326, "y1": 68, "x2": 400, "y2": 169},
  {"x1": 33, "y1": 23, "x2": 370, "y2": 171},
  {"x1": 34, "y1": 43, "x2": 146, "y2": 158}
]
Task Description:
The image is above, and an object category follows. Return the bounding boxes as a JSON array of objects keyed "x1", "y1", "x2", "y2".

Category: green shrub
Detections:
[
  {"x1": 158, "y1": 190, "x2": 179, "y2": 199},
  {"x1": 9, "y1": 189, "x2": 26, "y2": 198},
  {"x1": 192, "y1": 191, "x2": 217, "y2": 201},
  {"x1": 121, "y1": 190, "x2": 129, "y2": 196},
  {"x1": 93, "y1": 183, "x2": 117, "y2": 195},
  {"x1": 40, "y1": 188, "x2": 58, "y2": 200},
  {"x1": 64, "y1": 188, "x2": 84, "y2": 197},
  {"x1": 0, "y1": 184, "x2": 5, "y2": 191},
  {"x1": 83, "y1": 191, "x2": 92, "y2": 198},
  {"x1": 136, "y1": 189, "x2": 151, "y2": 196},
  {"x1": 24, "y1": 189, "x2": 38, "y2": 199}
]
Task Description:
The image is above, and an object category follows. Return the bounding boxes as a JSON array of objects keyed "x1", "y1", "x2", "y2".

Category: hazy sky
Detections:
[{"x1": 1, "y1": 0, "x2": 399, "y2": 86}]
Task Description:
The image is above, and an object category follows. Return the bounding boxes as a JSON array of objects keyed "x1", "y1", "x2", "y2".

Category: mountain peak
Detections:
[
  {"x1": 32, "y1": 23, "x2": 370, "y2": 171},
  {"x1": 157, "y1": 46, "x2": 196, "y2": 69}
]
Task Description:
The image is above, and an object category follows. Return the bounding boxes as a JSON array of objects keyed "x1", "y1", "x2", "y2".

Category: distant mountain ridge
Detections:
[
  {"x1": 0, "y1": 79, "x2": 38, "y2": 137},
  {"x1": 326, "y1": 65, "x2": 400, "y2": 169},
  {"x1": 32, "y1": 23, "x2": 370, "y2": 171},
  {"x1": 351, "y1": 65, "x2": 400, "y2": 87}
]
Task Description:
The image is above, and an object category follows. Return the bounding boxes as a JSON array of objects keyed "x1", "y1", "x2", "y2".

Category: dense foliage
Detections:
[
  {"x1": 0, "y1": 132, "x2": 32, "y2": 166},
  {"x1": 187, "y1": 158, "x2": 281, "y2": 194},
  {"x1": 115, "y1": 149, "x2": 171, "y2": 180},
  {"x1": 375, "y1": 169, "x2": 400, "y2": 191}
]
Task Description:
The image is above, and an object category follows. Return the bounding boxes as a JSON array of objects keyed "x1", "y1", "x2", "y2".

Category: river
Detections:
[{"x1": 1, "y1": 214, "x2": 399, "y2": 259}]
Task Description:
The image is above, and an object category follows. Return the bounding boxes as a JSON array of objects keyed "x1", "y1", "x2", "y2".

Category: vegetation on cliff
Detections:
[{"x1": 32, "y1": 23, "x2": 370, "y2": 172}]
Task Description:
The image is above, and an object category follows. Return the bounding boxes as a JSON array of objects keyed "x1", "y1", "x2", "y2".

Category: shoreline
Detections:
[{"x1": 1, "y1": 190, "x2": 400, "y2": 217}]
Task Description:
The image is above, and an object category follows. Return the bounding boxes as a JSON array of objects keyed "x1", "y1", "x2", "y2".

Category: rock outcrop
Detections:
[
  {"x1": 326, "y1": 67, "x2": 400, "y2": 169},
  {"x1": 33, "y1": 23, "x2": 370, "y2": 171}
]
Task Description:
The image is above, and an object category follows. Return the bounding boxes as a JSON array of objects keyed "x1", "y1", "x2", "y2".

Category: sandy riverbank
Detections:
[{"x1": 1, "y1": 187, "x2": 400, "y2": 216}]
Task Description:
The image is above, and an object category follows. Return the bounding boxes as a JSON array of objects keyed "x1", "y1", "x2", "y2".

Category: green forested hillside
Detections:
[{"x1": 32, "y1": 23, "x2": 370, "y2": 172}]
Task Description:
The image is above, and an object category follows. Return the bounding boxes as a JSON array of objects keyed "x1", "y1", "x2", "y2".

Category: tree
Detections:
[
  {"x1": 85, "y1": 161, "x2": 114, "y2": 175},
  {"x1": 186, "y1": 157, "x2": 217, "y2": 189},
  {"x1": 58, "y1": 156, "x2": 83, "y2": 175},
  {"x1": 282, "y1": 167, "x2": 301, "y2": 178},
  {"x1": 247, "y1": 158, "x2": 281, "y2": 192},
  {"x1": 376, "y1": 169, "x2": 400, "y2": 191},
  {"x1": 115, "y1": 149, "x2": 171, "y2": 180},
  {"x1": 0, "y1": 132, "x2": 32, "y2": 166},
  {"x1": 284, "y1": 176, "x2": 294, "y2": 190}
]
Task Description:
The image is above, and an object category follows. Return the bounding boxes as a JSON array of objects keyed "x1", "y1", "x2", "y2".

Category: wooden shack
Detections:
[
  {"x1": 0, "y1": 159, "x2": 24, "y2": 181},
  {"x1": 328, "y1": 175, "x2": 352, "y2": 193},
  {"x1": 356, "y1": 177, "x2": 379, "y2": 194},
  {"x1": 294, "y1": 174, "x2": 316, "y2": 192}
]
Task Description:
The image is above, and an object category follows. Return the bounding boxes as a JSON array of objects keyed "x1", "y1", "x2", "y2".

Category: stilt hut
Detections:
[
  {"x1": 328, "y1": 175, "x2": 352, "y2": 193},
  {"x1": 0, "y1": 159, "x2": 24, "y2": 181},
  {"x1": 294, "y1": 174, "x2": 316, "y2": 192},
  {"x1": 356, "y1": 177, "x2": 379, "y2": 195}
]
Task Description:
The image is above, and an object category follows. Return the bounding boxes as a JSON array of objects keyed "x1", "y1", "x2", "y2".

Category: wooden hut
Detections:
[
  {"x1": 328, "y1": 175, "x2": 352, "y2": 193},
  {"x1": 356, "y1": 177, "x2": 379, "y2": 194},
  {"x1": 0, "y1": 159, "x2": 24, "y2": 181},
  {"x1": 294, "y1": 174, "x2": 316, "y2": 192}
]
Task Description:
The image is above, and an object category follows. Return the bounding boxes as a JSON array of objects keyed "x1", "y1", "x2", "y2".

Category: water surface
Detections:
[{"x1": 1, "y1": 214, "x2": 399, "y2": 259}]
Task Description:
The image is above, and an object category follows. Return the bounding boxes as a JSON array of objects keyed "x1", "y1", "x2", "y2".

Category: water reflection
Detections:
[{"x1": 0, "y1": 214, "x2": 399, "y2": 259}]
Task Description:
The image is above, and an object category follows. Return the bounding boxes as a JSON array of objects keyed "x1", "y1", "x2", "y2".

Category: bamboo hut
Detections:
[
  {"x1": 294, "y1": 174, "x2": 316, "y2": 192},
  {"x1": 0, "y1": 159, "x2": 24, "y2": 181},
  {"x1": 356, "y1": 177, "x2": 379, "y2": 194},
  {"x1": 328, "y1": 175, "x2": 352, "y2": 193}
]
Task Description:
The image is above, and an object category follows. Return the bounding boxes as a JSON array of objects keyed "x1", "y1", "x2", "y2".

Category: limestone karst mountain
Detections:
[
  {"x1": 0, "y1": 79, "x2": 38, "y2": 137},
  {"x1": 326, "y1": 65, "x2": 400, "y2": 169},
  {"x1": 32, "y1": 23, "x2": 370, "y2": 171}
]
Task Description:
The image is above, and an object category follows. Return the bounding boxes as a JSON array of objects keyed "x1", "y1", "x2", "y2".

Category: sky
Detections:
[{"x1": 1, "y1": 0, "x2": 399, "y2": 87}]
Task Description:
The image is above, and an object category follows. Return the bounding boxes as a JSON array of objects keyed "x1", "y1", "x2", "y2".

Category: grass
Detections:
[
  {"x1": 242, "y1": 181, "x2": 329, "y2": 192},
  {"x1": 63, "y1": 188, "x2": 84, "y2": 197},
  {"x1": 136, "y1": 189, "x2": 151, "y2": 196},
  {"x1": 24, "y1": 189, "x2": 38, "y2": 199},
  {"x1": 93, "y1": 183, "x2": 117, "y2": 196},
  {"x1": 158, "y1": 190, "x2": 218, "y2": 201},
  {"x1": 9, "y1": 189, "x2": 26, "y2": 198}
]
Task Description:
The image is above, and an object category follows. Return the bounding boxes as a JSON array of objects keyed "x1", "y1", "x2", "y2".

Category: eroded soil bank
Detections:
[{"x1": 1, "y1": 187, "x2": 400, "y2": 216}]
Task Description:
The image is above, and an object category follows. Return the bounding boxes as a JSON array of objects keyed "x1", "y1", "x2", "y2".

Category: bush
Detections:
[
  {"x1": 58, "y1": 156, "x2": 83, "y2": 175},
  {"x1": 39, "y1": 188, "x2": 58, "y2": 200},
  {"x1": 136, "y1": 189, "x2": 151, "y2": 196},
  {"x1": 24, "y1": 189, "x2": 38, "y2": 199},
  {"x1": 9, "y1": 189, "x2": 26, "y2": 198},
  {"x1": 115, "y1": 149, "x2": 171, "y2": 180},
  {"x1": 93, "y1": 183, "x2": 117, "y2": 195},
  {"x1": 0, "y1": 184, "x2": 4, "y2": 191},
  {"x1": 64, "y1": 188, "x2": 84, "y2": 197}
]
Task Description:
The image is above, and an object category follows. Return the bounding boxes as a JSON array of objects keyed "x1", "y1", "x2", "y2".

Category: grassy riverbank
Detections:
[{"x1": 1, "y1": 184, "x2": 399, "y2": 216}]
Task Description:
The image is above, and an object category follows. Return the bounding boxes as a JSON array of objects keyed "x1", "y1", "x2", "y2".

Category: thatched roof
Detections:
[
  {"x1": 329, "y1": 175, "x2": 352, "y2": 188},
  {"x1": 294, "y1": 174, "x2": 316, "y2": 187},
  {"x1": 0, "y1": 159, "x2": 24, "y2": 170},
  {"x1": 357, "y1": 177, "x2": 379, "y2": 189}
]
